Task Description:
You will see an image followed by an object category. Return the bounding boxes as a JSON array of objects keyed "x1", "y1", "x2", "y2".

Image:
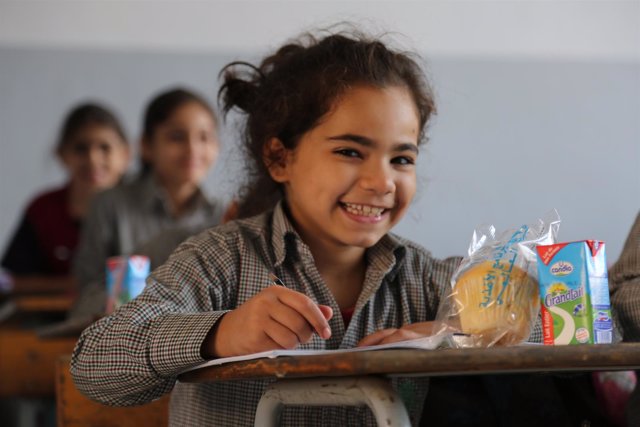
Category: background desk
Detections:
[
  {"x1": 56, "y1": 355, "x2": 170, "y2": 427},
  {"x1": 0, "y1": 294, "x2": 76, "y2": 397},
  {"x1": 13, "y1": 294, "x2": 74, "y2": 314}
]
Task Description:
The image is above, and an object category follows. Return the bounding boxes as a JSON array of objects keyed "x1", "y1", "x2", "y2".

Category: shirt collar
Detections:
[
  {"x1": 269, "y1": 200, "x2": 407, "y2": 278},
  {"x1": 139, "y1": 173, "x2": 213, "y2": 217},
  {"x1": 270, "y1": 201, "x2": 300, "y2": 268},
  {"x1": 367, "y1": 233, "x2": 407, "y2": 281}
]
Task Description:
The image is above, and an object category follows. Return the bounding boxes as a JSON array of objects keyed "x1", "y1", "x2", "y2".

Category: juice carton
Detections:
[
  {"x1": 536, "y1": 241, "x2": 612, "y2": 345},
  {"x1": 105, "y1": 255, "x2": 150, "y2": 313}
]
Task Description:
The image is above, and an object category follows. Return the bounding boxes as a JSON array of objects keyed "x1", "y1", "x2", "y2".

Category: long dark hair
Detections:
[{"x1": 219, "y1": 28, "x2": 436, "y2": 218}]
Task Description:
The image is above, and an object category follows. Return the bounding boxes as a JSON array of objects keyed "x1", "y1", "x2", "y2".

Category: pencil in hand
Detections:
[
  {"x1": 268, "y1": 272, "x2": 286, "y2": 287},
  {"x1": 267, "y1": 271, "x2": 333, "y2": 339}
]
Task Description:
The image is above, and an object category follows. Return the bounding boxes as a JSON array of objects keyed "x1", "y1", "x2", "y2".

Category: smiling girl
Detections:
[
  {"x1": 71, "y1": 30, "x2": 460, "y2": 426},
  {"x1": 1, "y1": 103, "x2": 129, "y2": 293}
]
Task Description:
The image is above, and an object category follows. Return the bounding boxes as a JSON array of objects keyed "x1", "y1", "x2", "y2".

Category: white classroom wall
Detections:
[{"x1": 0, "y1": 1, "x2": 638, "y2": 262}]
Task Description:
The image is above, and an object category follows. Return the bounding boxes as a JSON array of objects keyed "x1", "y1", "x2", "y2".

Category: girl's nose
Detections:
[
  {"x1": 186, "y1": 134, "x2": 201, "y2": 155},
  {"x1": 87, "y1": 146, "x2": 103, "y2": 166},
  {"x1": 359, "y1": 163, "x2": 395, "y2": 195}
]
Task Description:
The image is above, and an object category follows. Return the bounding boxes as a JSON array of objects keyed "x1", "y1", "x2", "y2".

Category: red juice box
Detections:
[
  {"x1": 105, "y1": 255, "x2": 150, "y2": 313},
  {"x1": 536, "y1": 241, "x2": 612, "y2": 345}
]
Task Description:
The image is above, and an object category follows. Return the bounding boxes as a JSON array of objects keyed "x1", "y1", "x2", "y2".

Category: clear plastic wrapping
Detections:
[{"x1": 438, "y1": 210, "x2": 561, "y2": 348}]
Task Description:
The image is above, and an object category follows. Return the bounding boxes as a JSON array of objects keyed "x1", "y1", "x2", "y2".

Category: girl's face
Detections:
[
  {"x1": 270, "y1": 85, "x2": 420, "y2": 253},
  {"x1": 143, "y1": 101, "x2": 218, "y2": 189},
  {"x1": 59, "y1": 124, "x2": 129, "y2": 193}
]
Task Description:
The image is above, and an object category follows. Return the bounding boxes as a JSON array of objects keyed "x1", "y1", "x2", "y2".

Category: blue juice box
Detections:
[
  {"x1": 105, "y1": 255, "x2": 150, "y2": 313},
  {"x1": 536, "y1": 241, "x2": 612, "y2": 345}
]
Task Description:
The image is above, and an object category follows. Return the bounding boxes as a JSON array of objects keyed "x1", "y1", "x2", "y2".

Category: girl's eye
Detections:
[
  {"x1": 392, "y1": 156, "x2": 415, "y2": 166},
  {"x1": 167, "y1": 130, "x2": 187, "y2": 142},
  {"x1": 71, "y1": 142, "x2": 89, "y2": 156},
  {"x1": 99, "y1": 143, "x2": 112, "y2": 154},
  {"x1": 200, "y1": 131, "x2": 215, "y2": 143},
  {"x1": 335, "y1": 148, "x2": 361, "y2": 158}
]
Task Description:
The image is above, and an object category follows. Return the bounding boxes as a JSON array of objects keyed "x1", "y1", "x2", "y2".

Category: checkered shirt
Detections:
[
  {"x1": 71, "y1": 202, "x2": 466, "y2": 426},
  {"x1": 609, "y1": 211, "x2": 640, "y2": 426},
  {"x1": 611, "y1": 211, "x2": 640, "y2": 340}
]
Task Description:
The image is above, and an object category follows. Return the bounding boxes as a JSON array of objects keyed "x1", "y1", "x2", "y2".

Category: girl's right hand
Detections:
[{"x1": 204, "y1": 286, "x2": 333, "y2": 358}]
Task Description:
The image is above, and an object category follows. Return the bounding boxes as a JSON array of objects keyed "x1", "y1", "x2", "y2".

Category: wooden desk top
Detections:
[{"x1": 179, "y1": 343, "x2": 640, "y2": 384}]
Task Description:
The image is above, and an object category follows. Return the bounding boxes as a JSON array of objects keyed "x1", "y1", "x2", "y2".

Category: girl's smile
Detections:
[
  {"x1": 340, "y1": 202, "x2": 389, "y2": 222},
  {"x1": 269, "y1": 84, "x2": 420, "y2": 255}
]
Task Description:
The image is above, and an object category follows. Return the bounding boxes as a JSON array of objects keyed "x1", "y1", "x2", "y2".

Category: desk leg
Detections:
[{"x1": 254, "y1": 376, "x2": 411, "y2": 427}]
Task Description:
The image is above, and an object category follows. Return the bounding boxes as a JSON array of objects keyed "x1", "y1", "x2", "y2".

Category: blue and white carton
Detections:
[
  {"x1": 105, "y1": 255, "x2": 150, "y2": 313},
  {"x1": 536, "y1": 241, "x2": 612, "y2": 345}
]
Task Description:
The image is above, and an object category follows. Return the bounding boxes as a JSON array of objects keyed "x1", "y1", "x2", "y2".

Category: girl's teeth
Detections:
[{"x1": 343, "y1": 203, "x2": 384, "y2": 217}]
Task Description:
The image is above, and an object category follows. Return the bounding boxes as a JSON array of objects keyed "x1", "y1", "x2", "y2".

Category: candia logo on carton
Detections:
[{"x1": 550, "y1": 261, "x2": 573, "y2": 276}]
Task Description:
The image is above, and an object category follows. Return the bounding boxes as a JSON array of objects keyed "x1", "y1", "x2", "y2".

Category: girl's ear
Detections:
[
  {"x1": 263, "y1": 138, "x2": 291, "y2": 183},
  {"x1": 140, "y1": 137, "x2": 152, "y2": 164},
  {"x1": 57, "y1": 148, "x2": 72, "y2": 169},
  {"x1": 120, "y1": 143, "x2": 132, "y2": 167},
  {"x1": 123, "y1": 143, "x2": 132, "y2": 162}
]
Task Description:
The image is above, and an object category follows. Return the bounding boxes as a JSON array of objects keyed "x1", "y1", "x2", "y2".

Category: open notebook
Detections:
[{"x1": 181, "y1": 333, "x2": 450, "y2": 373}]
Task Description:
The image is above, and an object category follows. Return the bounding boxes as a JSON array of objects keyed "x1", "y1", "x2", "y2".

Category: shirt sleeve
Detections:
[
  {"x1": 70, "y1": 229, "x2": 236, "y2": 406},
  {"x1": 610, "y1": 212, "x2": 640, "y2": 341},
  {"x1": 1, "y1": 213, "x2": 48, "y2": 275},
  {"x1": 132, "y1": 227, "x2": 204, "y2": 270}
]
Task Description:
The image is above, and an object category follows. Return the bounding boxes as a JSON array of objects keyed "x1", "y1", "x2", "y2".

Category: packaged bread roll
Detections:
[
  {"x1": 436, "y1": 210, "x2": 559, "y2": 348},
  {"x1": 455, "y1": 260, "x2": 539, "y2": 346}
]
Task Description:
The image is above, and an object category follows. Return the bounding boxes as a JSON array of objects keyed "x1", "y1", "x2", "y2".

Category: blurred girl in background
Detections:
[
  {"x1": 1, "y1": 103, "x2": 130, "y2": 293},
  {"x1": 70, "y1": 87, "x2": 229, "y2": 320}
]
